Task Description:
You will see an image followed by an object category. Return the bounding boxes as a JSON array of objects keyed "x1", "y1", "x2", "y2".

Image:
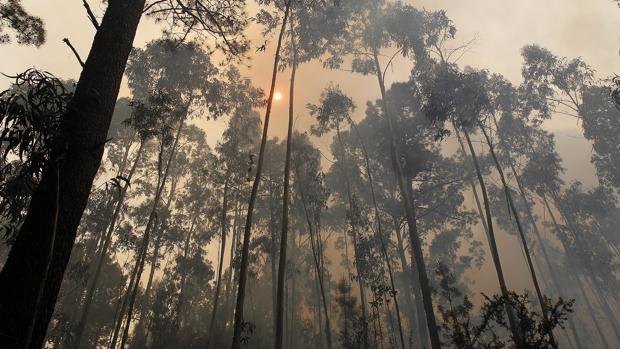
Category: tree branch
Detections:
[
  {"x1": 82, "y1": 0, "x2": 100, "y2": 30},
  {"x1": 62, "y1": 38, "x2": 84, "y2": 67}
]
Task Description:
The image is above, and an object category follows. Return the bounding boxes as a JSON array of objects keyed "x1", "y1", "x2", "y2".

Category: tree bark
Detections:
[{"x1": 0, "y1": 1, "x2": 146, "y2": 347}]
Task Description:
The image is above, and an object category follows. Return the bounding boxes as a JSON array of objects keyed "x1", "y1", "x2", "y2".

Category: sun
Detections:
[{"x1": 273, "y1": 91, "x2": 283, "y2": 102}]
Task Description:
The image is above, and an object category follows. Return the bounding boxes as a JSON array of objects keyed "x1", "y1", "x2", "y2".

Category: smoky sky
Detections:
[{"x1": 1, "y1": 0, "x2": 618, "y2": 298}]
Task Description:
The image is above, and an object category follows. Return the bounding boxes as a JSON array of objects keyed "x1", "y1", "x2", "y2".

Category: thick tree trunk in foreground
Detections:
[
  {"x1": 230, "y1": 2, "x2": 291, "y2": 347},
  {"x1": 0, "y1": 1, "x2": 145, "y2": 347}
]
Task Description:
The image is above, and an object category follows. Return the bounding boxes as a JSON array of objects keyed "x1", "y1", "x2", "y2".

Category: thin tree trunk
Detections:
[
  {"x1": 490, "y1": 115, "x2": 584, "y2": 349},
  {"x1": 574, "y1": 275, "x2": 611, "y2": 348},
  {"x1": 275, "y1": 25, "x2": 297, "y2": 349},
  {"x1": 132, "y1": 173, "x2": 179, "y2": 347},
  {"x1": 296, "y1": 170, "x2": 333, "y2": 349},
  {"x1": 175, "y1": 216, "x2": 197, "y2": 331},
  {"x1": 457, "y1": 126, "x2": 522, "y2": 346},
  {"x1": 453, "y1": 125, "x2": 490, "y2": 240},
  {"x1": 478, "y1": 123, "x2": 557, "y2": 348},
  {"x1": 207, "y1": 176, "x2": 231, "y2": 349},
  {"x1": 392, "y1": 215, "x2": 424, "y2": 348},
  {"x1": 73, "y1": 140, "x2": 145, "y2": 348},
  {"x1": 0, "y1": 1, "x2": 146, "y2": 347},
  {"x1": 118, "y1": 118, "x2": 184, "y2": 349},
  {"x1": 349, "y1": 121, "x2": 406, "y2": 349},
  {"x1": 224, "y1": 193, "x2": 241, "y2": 322},
  {"x1": 335, "y1": 125, "x2": 370, "y2": 348},
  {"x1": 371, "y1": 46, "x2": 440, "y2": 349},
  {"x1": 230, "y1": 2, "x2": 291, "y2": 347}
]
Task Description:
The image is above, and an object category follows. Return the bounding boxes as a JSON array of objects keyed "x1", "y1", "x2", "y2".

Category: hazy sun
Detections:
[{"x1": 273, "y1": 91, "x2": 283, "y2": 102}]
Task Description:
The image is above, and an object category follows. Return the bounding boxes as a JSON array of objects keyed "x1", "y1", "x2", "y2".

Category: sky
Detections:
[
  {"x1": 1, "y1": 0, "x2": 619, "y2": 296},
  {"x1": 4, "y1": 0, "x2": 616, "y2": 183}
]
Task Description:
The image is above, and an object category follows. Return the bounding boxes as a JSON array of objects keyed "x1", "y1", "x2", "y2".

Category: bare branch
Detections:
[
  {"x1": 62, "y1": 38, "x2": 84, "y2": 67},
  {"x1": 82, "y1": 0, "x2": 99, "y2": 30}
]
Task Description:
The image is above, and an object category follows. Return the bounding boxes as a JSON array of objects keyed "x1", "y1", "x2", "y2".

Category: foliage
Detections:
[
  {"x1": 435, "y1": 265, "x2": 574, "y2": 349},
  {"x1": 0, "y1": 0, "x2": 45, "y2": 46},
  {"x1": 0, "y1": 69, "x2": 72, "y2": 239}
]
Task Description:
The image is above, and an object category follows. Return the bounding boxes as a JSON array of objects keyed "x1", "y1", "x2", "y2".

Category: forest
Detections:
[{"x1": 0, "y1": 0, "x2": 619, "y2": 348}]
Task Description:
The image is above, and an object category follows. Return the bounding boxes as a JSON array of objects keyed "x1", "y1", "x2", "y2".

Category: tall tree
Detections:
[
  {"x1": 0, "y1": 1, "x2": 248, "y2": 347},
  {"x1": 230, "y1": 1, "x2": 291, "y2": 347}
]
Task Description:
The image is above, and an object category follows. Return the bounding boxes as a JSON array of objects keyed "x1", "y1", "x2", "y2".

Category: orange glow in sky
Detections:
[{"x1": 273, "y1": 91, "x2": 283, "y2": 102}]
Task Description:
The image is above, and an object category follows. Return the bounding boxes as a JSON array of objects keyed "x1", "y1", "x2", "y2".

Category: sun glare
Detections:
[{"x1": 273, "y1": 91, "x2": 283, "y2": 102}]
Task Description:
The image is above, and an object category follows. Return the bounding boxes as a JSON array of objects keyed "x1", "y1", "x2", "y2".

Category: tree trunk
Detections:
[
  {"x1": 72, "y1": 140, "x2": 146, "y2": 348},
  {"x1": 0, "y1": 1, "x2": 146, "y2": 347},
  {"x1": 275, "y1": 26, "x2": 297, "y2": 349},
  {"x1": 118, "y1": 118, "x2": 184, "y2": 349},
  {"x1": 457, "y1": 127, "x2": 522, "y2": 346},
  {"x1": 371, "y1": 46, "x2": 440, "y2": 349},
  {"x1": 207, "y1": 176, "x2": 230, "y2": 349},
  {"x1": 296, "y1": 169, "x2": 333, "y2": 349},
  {"x1": 335, "y1": 125, "x2": 370, "y2": 348},
  {"x1": 479, "y1": 123, "x2": 557, "y2": 348},
  {"x1": 230, "y1": 2, "x2": 291, "y2": 347},
  {"x1": 224, "y1": 193, "x2": 241, "y2": 324},
  {"x1": 391, "y1": 215, "x2": 424, "y2": 348},
  {"x1": 489, "y1": 112, "x2": 584, "y2": 349},
  {"x1": 175, "y1": 216, "x2": 197, "y2": 333},
  {"x1": 349, "y1": 120, "x2": 406, "y2": 349},
  {"x1": 131, "y1": 172, "x2": 179, "y2": 348}
]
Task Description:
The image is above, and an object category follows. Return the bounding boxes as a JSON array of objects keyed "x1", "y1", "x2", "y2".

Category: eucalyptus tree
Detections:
[
  {"x1": 321, "y1": 3, "x2": 471, "y2": 346},
  {"x1": 217, "y1": 111, "x2": 262, "y2": 335},
  {"x1": 206, "y1": 69, "x2": 263, "y2": 349},
  {"x1": 254, "y1": 2, "x2": 349, "y2": 346},
  {"x1": 231, "y1": 1, "x2": 292, "y2": 346},
  {"x1": 488, "y1": 78, "x2": 589, "y2": 347},
  {"x1": 420, "y1": 62, "x2": 524, "y2": 345},
  {"x1": 309, "y1": 87, "x2": 372, "y2": 347},
  {"x1": 291, "y1": 132, "x2": 333, "y2": 349},
  {"x1": 129, "y1": 125, "x2": 214, "y2": 348},
  {"x1": 0, "y1": 1, "x2": 249, "y2": 346},
  {"x1": 115, "y1": 38, "x2": 228, "y2": 349},
  {"x1": 520, "y1": 45, "x2": 620, "y2": 191},
  {"x1": 521, "y1": 45, "x2": 620, "y2": 336},
  {"x1": 353, "y1": 80, "x2": 484, "y2": 347}
]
